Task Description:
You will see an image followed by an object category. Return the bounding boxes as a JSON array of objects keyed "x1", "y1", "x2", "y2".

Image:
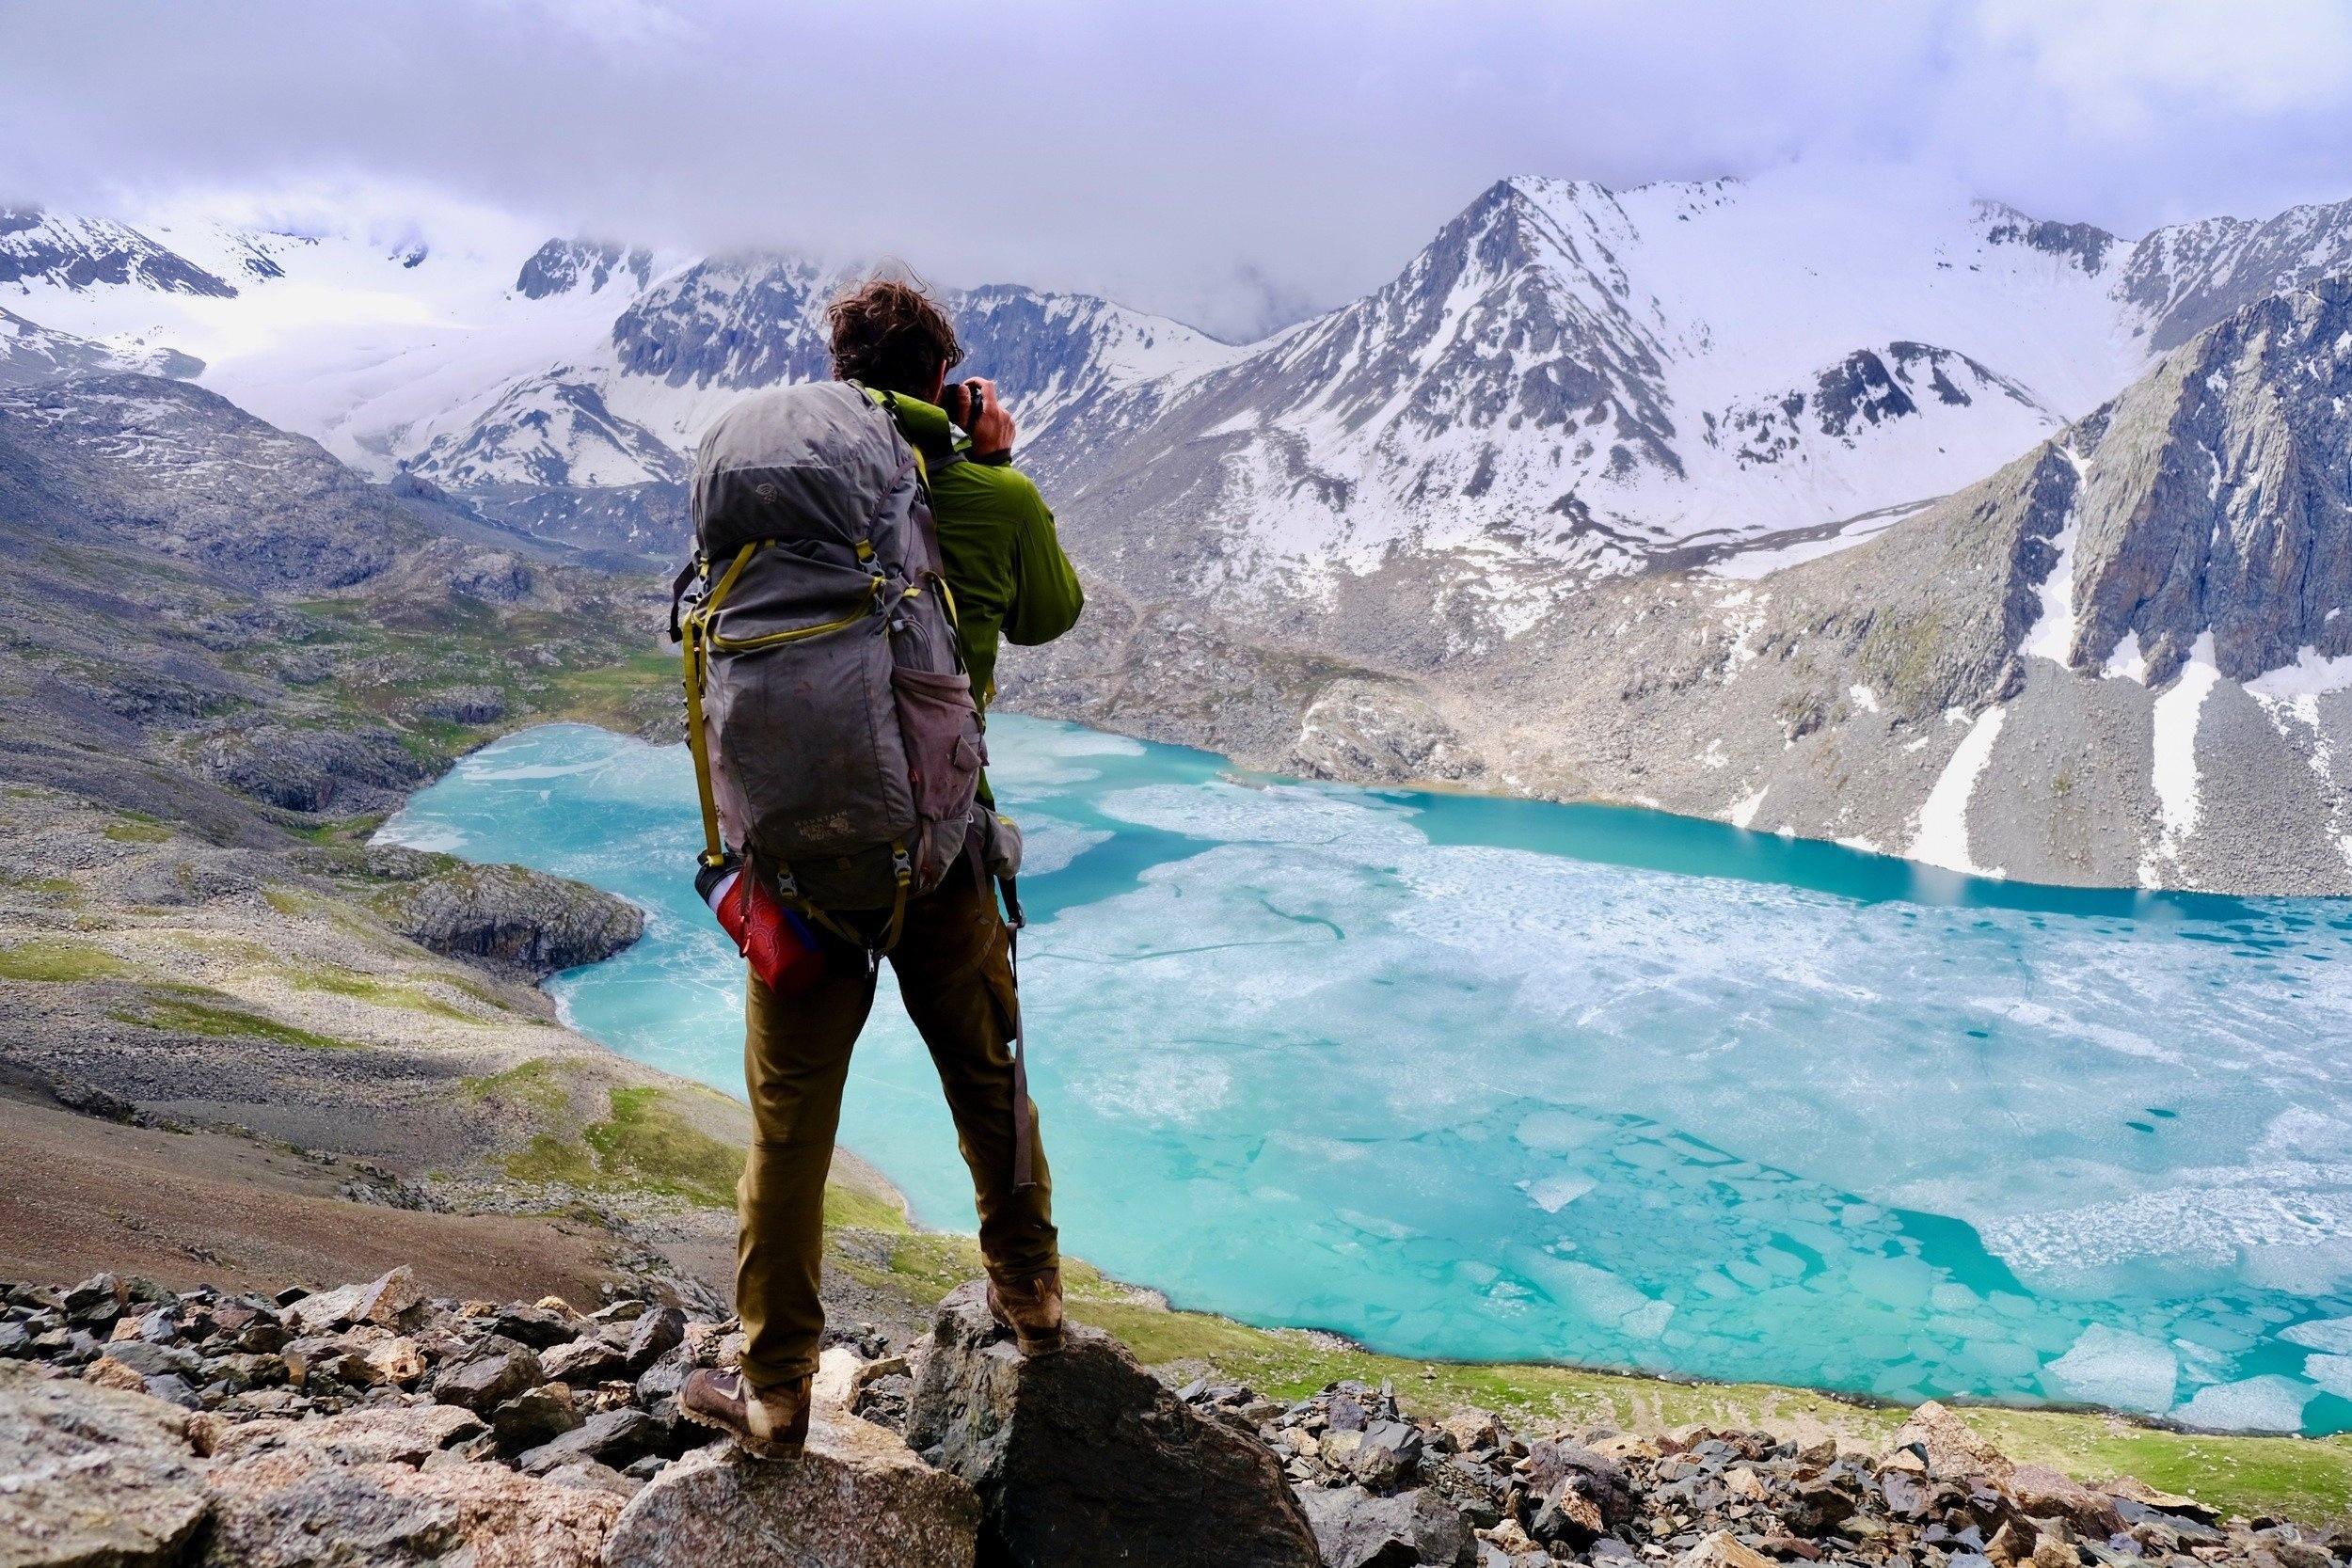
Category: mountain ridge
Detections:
[{"x1": 14, "y1": 175, "x2": 2352, "y2": 891}]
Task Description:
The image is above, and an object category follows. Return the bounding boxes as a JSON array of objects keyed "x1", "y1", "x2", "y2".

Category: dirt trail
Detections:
[{"x1": 0, "y1": 1093, "x2": 616, "y2": 1302}]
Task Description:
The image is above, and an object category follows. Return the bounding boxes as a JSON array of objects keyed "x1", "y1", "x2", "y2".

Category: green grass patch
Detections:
[
  {"x1": 493, "y1": 1082, "x2": 746, "y2": 1207},
  {"x1": 584, "y1": 1086, "x2": 745, "y2": 1207},
  {"x1": 0, "y1": 874, "x2": 80, "y2": 904},
  {"x1": 504, "y1": 1132, "x2": 601, "y2": 1187},
  {"x1": 103, "y1": 815, "x2": 171, "y2": 844},
  {"x1": 464, "y1": 1057, "x2": 574, "y2": 1117},
  {"x1": 0, "y1": 937, "x2": 132, "y2": 981},
  {"x1": 114, "y1": 992, "x2": 356, "y2": 1050},
  {"x1": 285, "y1": 962, "x2": 483, "y2": 1022}
]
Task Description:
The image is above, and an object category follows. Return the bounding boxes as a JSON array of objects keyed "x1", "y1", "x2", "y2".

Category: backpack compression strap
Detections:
[
  {"x1": 683, "y1": 544, "x2": 915, "y2": 955},
  {"x1": 678, "y1": 556, "x2": 726, "y2": 871}
]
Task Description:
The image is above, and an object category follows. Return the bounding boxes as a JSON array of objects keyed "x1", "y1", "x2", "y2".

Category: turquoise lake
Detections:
[{"x1": 379, "y1": 717, "x2": 2352, "y2": 1434}]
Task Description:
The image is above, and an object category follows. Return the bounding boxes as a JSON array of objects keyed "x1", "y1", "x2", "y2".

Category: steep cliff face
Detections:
[
  {"x1": 2063, "y1": 280, "x2": 2352, "y2": 688},
  {"x1": 1429, "y1": 278, "x2": 2352, "y2": 894},
  {"x1": 1008, "y1": 274, "x2": 2352, "y2": 895}
]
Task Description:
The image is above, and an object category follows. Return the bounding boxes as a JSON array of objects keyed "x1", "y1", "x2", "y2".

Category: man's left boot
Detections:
[
  {"x1": 678, "y1": 1367, "x2": 813, "y2": 1457},
  {"x1": 986, "y1": 1267, "x2": 1065, "y2": 1357}
]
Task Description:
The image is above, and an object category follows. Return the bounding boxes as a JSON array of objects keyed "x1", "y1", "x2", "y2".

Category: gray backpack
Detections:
[{"x1": 673, "y1": 381, "x2": 984, "y2": 949}]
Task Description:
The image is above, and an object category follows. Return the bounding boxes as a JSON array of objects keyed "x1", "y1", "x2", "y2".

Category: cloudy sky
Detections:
[{"x1": 6, "y1": 0, "x2": 2352, "y2": 340}]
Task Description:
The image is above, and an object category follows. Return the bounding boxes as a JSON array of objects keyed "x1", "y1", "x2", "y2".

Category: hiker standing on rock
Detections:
[{"x1": 672, "y1": 275, "x2": 1084, "y2": 1454}]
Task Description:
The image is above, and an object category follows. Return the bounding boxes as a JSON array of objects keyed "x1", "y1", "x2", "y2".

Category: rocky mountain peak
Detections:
[
  {"x1": 516, "y1": 239, "x2": 654, "y2": 301},
  {"x1": 1972, "y1": 201, "x2": 2121, "y2": 277},
  {"x1": 2066, "y1": 272, "x2": 2352, "y2": 685},
  {"x1": 2122, "y1": 195, "x2": 2352, "y2": 351},
  {"x1": 0, "y1": 208, "x2": 237, "y2": 298},
  {"x1": 608, "y1": 251, "x2": 834, "y2": 390}
]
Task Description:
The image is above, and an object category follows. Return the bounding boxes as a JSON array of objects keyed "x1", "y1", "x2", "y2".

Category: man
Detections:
[{"x1": 681, "y1": 277, "x2": 1085, "y2": 1455}]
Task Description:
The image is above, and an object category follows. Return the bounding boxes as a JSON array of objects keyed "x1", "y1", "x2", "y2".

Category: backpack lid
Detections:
[{"x1": 691, "y1": 381, "x2": 912, "y2": 559}]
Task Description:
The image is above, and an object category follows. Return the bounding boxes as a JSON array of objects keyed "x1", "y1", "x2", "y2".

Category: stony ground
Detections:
[
  {"x1": 8, "y1": 1260, "x2": 2346, "y2": 1568},
  {"x1": 1163, "y1": 1378, "x2": 2334, "y2": 1568}
]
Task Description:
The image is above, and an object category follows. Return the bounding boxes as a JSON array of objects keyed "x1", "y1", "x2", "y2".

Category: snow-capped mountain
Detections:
[
  {"x1": 1016, "y1": 174, "x2": 2352, "y2": 644},
  {"x1": 0, "y1": 308, "x2": 201, "y2": 385},
  {"x1": 387, "y1": 251, "x2": 1242, "y2": 548},
  {"x1": 1, "y1": 209, "x2": 237, "y2": 297},
  {"x1": 0, "y1": 198, "x2": 681, "y2": 481},
  {"x1": 10, "y1": 171, "x2": 2352, "y2": 594}
]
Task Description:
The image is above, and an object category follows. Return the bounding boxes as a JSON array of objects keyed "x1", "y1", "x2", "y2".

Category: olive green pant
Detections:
[{"x1": 734, "y1": 863, "x2": 1056, "y2": 1386}]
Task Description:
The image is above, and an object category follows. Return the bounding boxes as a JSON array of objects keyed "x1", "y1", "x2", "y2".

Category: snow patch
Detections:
[
  {"x1": 1729, "y1": 788, "x2": 1768, "y2": 830},
  {"x1": 2017, "y1": 507, "x2": 2081, "y2": 665},
  {"x1": 2104, "y1": 631, "x2": 2149, "y2": 683},
  {"x1": 2142, "y1": 631, "x2": 2221, "y2": 886},
  {"x1": 1909, "y1": 706, "x2": 2008, "y2": 877},
  {"x1": 2247, "y1": 646, "x2": 2352, "y2": 700}
]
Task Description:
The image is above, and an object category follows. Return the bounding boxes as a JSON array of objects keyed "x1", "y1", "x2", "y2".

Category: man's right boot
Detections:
[
  {"x1": 986, "y1": 1268, "x2": 1065, "y2": 1357},
  {"x1": 679, "y1": 1367, "x2": 813, "y2": 1457}
]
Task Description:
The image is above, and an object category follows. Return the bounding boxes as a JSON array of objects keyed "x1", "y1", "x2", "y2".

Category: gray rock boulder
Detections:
[
  {"x1": 1527, "y1": 1438, "x2": 1636, "y2": 1529},
  {"x1": 372, "y1": 857, "x2": 644, "y2": 977},
  {"x1": 492, "y1": 1385, "x2": 580, "y2": 1456},
  {"x1": 202, "y1": 1442, "x2": 622, "y2": 1567},
  {"x1": 1301, "y1": 1484, "x2": 1470, "y2": 1566},
  {"x1": 907, "y1": 1281, "x2": 1320, "y2": 1567},
  {"x1": 622, "y1": 1305, "x2": 687, "y2": 1374},
  {"x1": 539, "y1": 1337, "x2": 626, "y2": 1386},
  {"x1": 279, "y1": 1267, "x2": 421, "y2": 1337},
  {"x1": 518, "y1": 1407, "x2": 660, "y2": 1475},
  {"x1": 214, "y1": 1403, "x2": 487, "y2": 1467},
  {"x1": 0, "y1": 1361, "x2": 211, "y2": 1568},
  {"x1": 491, "y1": 1302, "x2": 582, "y2": 1349},
  {"x1": 430, "y1": 1336, "x2": 543, "y2": 1414},
  {"x1": 101, "y1": 1338, "x2": 204, "y2": 1379},
  {"x1": 601, "y1": 1411, "x2": 979, "y2": 1568}
]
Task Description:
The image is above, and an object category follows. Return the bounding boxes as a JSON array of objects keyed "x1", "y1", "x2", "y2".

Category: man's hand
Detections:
[{"x1": 966, "y1": 377, "x2": 1016, "y2": 460}]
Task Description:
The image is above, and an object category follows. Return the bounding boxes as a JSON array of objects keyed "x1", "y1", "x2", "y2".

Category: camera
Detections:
[{"x1": 942, "y1": 377, "x2": 986, "y2": 432}]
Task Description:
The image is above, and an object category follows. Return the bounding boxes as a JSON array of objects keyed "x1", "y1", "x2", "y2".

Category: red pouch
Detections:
[{"x1": 696, "y1": 859, "x2": 823, "y2": 996}]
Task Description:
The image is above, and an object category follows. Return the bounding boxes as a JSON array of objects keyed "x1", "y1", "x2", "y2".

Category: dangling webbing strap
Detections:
[
  {"x1": 968, "y1": 822, "x2": 1035, "y2": 1190},
  {"x1": 678, "y1": 558, "x2": 725, "y2": 870}
]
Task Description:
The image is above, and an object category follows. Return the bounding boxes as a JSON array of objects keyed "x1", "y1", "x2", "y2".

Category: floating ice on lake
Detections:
[
  {"x1": 379, "y1": 717, "x2": 2352, "y2": 1433},
  {"x1": 2042, "y1": 1325, "x2": 2177, "y2": 1414},
  {"x1": 2175, "y1": 1376, "x2": 2313, "y2": 1433},
  {"x1": 2283, "y1": 1316, "x2": 2352, "y2": 1353}
]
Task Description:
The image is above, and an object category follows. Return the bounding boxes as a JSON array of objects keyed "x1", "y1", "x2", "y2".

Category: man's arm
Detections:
[
  {"x1": 1004, "y1": 481, "x2": 1084, "y2": 646},
  {"x1": 960, "y1": 377, "x2": 1084, "y2": 647}
]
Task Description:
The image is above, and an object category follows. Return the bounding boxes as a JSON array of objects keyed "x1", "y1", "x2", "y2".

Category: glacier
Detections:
[{"x1": 383, "y1": 717, "x2": 2352, "y2": 1434}]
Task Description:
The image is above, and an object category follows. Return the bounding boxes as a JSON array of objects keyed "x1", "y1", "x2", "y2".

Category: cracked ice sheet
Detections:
[
  {"x1": 994, "y1": 772, "x2": 2352, "y2": 1411},
  {"x1": 391, "y1": 719, "x2": 2352, "y2": 1427}
]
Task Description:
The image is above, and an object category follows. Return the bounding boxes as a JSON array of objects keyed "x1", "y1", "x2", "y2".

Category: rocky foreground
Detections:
[{"x1": 4, "y1": 1265, "x2": 2337, "y2": 1568}]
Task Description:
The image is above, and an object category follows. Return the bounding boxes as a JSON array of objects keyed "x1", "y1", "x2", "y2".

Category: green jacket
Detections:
[{"x1": 871, "y1": 391, "x2": 1085, "y2": 714}]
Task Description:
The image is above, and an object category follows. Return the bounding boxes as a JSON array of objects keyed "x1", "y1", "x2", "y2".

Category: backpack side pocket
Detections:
[{"x1": 889, "y1": 665, "x2": 984, "y2": 823}]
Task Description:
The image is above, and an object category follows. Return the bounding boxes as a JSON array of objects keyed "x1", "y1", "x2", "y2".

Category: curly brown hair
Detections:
[{"x1": 826, "y1": 272, "x2": 962, "y2": 397}]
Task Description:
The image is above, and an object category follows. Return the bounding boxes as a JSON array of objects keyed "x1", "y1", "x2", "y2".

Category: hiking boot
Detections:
[
  {"x1": 986, "y1": 1269, "x2": 1065, "y2": 1357},
  {"x1": 678, "y1": 1367, "x2": 812, "y2": 1457}
]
